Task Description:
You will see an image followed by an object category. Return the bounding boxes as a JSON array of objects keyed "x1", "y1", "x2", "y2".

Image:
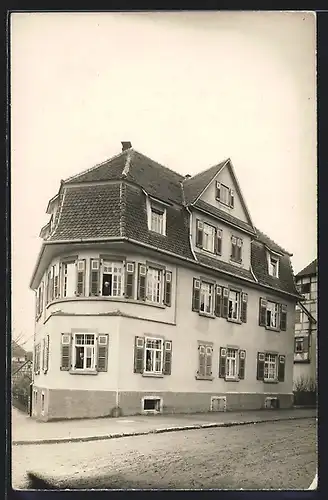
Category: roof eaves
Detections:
[{"x1": 226, "y1": 159, "x2": 256, "y2": 232}]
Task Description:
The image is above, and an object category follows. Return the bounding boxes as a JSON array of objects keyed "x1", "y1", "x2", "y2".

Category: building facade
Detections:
[
  {"x1": 293, "y1": 259, "x2": 317, "y2": 385},
  {"x1": 30, "y1": 143, "x2": 301, "y2": 421}
]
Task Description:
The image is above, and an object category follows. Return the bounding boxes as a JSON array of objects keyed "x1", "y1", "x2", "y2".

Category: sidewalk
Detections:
[{"x1": 12, "y1": 407, "x2": 316, "y2": 446}]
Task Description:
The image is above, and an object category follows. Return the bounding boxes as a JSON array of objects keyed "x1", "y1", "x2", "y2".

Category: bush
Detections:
[
  {"x1": 12, "y1": 374, "x2": 31, "y2": 410},
  {"x1": 293, "y1": 375, "x2": 317, "y2": 407}
]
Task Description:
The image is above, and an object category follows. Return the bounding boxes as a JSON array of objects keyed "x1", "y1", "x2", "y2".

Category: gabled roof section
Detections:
[
  {"x1": 183, "y1": 159, "x2": 228, "y2": 205},
  {"x1": 296, "y1": 259, "x2": 317, "y2": 278}
]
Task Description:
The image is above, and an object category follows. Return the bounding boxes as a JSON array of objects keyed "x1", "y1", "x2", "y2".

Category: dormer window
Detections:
[
  {"x1": 147, "y1": 199, "x2": 167, "y2": 236},
  {"x1": 268, "y1": 254, "x2": 279, "y2": 278},
  {"x1": 216, "y1": 182, "x2": 234, "y2": 208}
]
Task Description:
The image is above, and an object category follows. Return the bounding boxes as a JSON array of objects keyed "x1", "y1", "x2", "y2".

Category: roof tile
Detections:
[
  {"x1": 183, "y1": 160, "x2": 227, "y2": 205},
  {"x1": 296, "y1": 259, "x2": 317, "y2": 278},
  {"x1": 194, "y1": 200, "x2": 255, "y2": 234}
]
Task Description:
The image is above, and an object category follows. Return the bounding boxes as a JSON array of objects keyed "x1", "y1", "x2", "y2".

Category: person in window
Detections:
[
  {"x1": 75, "y1": 348, "x2": 84, "y2": 369},
  {"x1": 103, "y1": 280, "x2": 111, "y2": 296}
]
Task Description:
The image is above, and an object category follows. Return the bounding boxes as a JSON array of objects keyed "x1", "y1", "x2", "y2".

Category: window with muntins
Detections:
[
  {"x1": 228, "y1": 290, "x2": 240, "y2": 320},
  {"x1": 231, "y1": 236, "x2": 242, "y2": 262},
  {"x1": 226, "y1": 348, "x2": 238, "y2": 378},
  {"x1": 146, "y1": 267, "x2": 162, "y2": 303},
  {"x1": 216, "y1": 182, "x2": 234, "y2": 207},
  {"x1": 144, "y1": 338, "x2": 163, "y2": 374},
  {"x1": 151, "y1": 207, "x2": 165, "y2": 235},
  {"x1": 203, "y1": 223, "x2": 215, "y2": 253},
  {"x1": 264, "y1": 353, "x2": 277, "y2": 381},
  {"x1": 266, "y1": 301, "x2": 279, "y2": 328},
  {"x1": 268, "y1": 256, "x2": 279, "y2": 277},
  {"x1": 62, "y1": 262, "x2": 76, "y2": 297},
  {"x1": 200, "y1": 282, "x2": 214, "y2": 314},
  {"x1": 102, "y1": 261, "x2": 124, "y2": 297},
  {"x1": 73, "y1": 334, "x2": 96, "y2": 370},
  {"x1": 295, "y1": 337, "x2": 304, "y2": 353}
]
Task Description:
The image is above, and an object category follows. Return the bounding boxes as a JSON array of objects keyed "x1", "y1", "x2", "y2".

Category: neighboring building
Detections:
[
  {"x1": 11, "y1": 340, "x2": 33, "y2": 387},
  {"x1": 30, "y1": 142, "x2": 301, "y2": 421},
  {"x1": 12, "y1": 340, "x2": 27, "y2": 364},
  {"x1": 293, "y1": 259, "x2": 317, "y2": 384}
]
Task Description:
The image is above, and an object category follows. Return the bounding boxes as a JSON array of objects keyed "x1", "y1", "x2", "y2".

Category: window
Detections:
[
  {"x1": 264, "y1": 353, "x2": 278, "y2": 381},
  {"x1": 196, "y1": 220, "x2": 223, "y2": 255},
  {"x1": 146, "y1": 267, "x2": 162, "y2": 304},
  {"x1": 268, "y1": 256, "x2": 279, "y2": 277},
  {"x1": 143, "y1": 397, "x2": 162, "y2": 412},
  {"x1": 266, "y1": 301, "x2": 279, "y2": 328},
  {"x1": 73, "y1": 334, "x2": 96, "y2": 370},
  {"x1": 34, "y1": 343, "x2": 41, "y2": 374},
  {"x1": 231, "y1": 236, "x2": 242, "y2": 262},
  {"x1": 300, "y1": 282, "x2": 311, "y2": 294},
  {"x1": 295, "y1": 337, "x2": 304, "y2": 353},
  {"x1": 228, "y1": 290, "x2": 240, "y2": 320},
  {"x1": 226, "y1": 348, "x2": 238, "y2": 378},
  {"x1": 295, "y1": 308, "x2": 301, "y2": 324},
  {"x1": 144, "y1": 338, "x2": 163, "y2": 374},
  {"x1": 62, "y1": 262, "x2": 76, "y2": 297},
  {"x1": 102, "y1": 261, "x2": 124, "y2": 297},
  {"x1": 203, "y1": 223, "x2": 215, "y2": 253},
  {"x1": 216, "y1": 182, "x2": 234, "y2": 207},
  {"x1": 200, "y1": 282, "x2": 214, "y2": 314},
  {"x1": 151, "y1": 207, "x2": 165, "y2": 235},
  {"x1": 259, "y1": 298, "x2": 286, "y2": 331},
  {"x1": 41, "y1": 392, "x2": 45, "y2": 415},
  {"x1": 197, "y1": 343, "x2": 213, "y2": 379}
]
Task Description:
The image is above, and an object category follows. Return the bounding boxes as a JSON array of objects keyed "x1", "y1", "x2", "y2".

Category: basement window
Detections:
[{"x1": 142, "y1": 397, "x2": 162, "y2": 413}]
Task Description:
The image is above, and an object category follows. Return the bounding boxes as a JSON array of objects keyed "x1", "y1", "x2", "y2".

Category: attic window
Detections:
[
  {"x1": 216, "y1": 182, "x2": 234, "y2": 208},
  {"x1": 149, "y1": 202, "x2": 166, "y2": 236},
  {"x1": 268, "y1": 255, "x2": 279, "y2": 278}
]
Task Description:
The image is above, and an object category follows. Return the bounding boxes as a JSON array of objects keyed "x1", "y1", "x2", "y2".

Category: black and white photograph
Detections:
[{"x1": 10, "y1": 10, "x2": 317, "y2": 490}]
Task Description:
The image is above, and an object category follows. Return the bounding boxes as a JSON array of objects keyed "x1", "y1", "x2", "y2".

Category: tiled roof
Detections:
[
  {"x1": 49, "y1": 184, "x2": 122, "y2": 241},
  {"x1": 195, "y1": 253, "x2": 256, "y2": 282},
  {"x1": 123, "y1": 183, "x2": 194, "y2": 259},
  {"x1": 183, "y1": 160, "x2": 227, "y2": 205},
  {"x1": 194, "y1": 200, "x2": 255, "y2": 234},
  {"x1": 254, "y1": 228, "x2": 291, "y2": 256},
  {"x1": 39, "y1": 147, "x2": 298, "y2": 298},
  {"x1": 11, "y1": 340, "x2": 27, "y2": 358},
  {"x1": 251, "y1": 240, "x2": 299, "y2": 296},
  {"x1": 296, "y1": 259, "x2": 317, "y2": 278}
]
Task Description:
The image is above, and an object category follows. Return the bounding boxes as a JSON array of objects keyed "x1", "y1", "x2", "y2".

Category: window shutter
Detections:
[
  {"x1": 237, "y1": 239, "x2": 242, "y2": 262},
  {"x1": 163, "y1": 340, "x2": 172, "y2": 375},
  {"x1": 303, "y1": 336, "x2": 309, "y2": 353},
  {"x1": 259, "y1": 298, "x2": 267, "y2": 326},
  {"x1": 222, "y1": 287, "x2": 229, "y2": 318},
  {"x1": 54, "y1": 274, "x2": 59, "y2": 299},
  {"x1": 280, "y1": 304, "x2": 287, "y2": 331},
  {"x1": 137, "y1": 264, "x2": 147, "y2": 301},
  {"x1": 57, "y1": 265, "x2": 61, "y2": 298},
  {"x1": 42, "y1": 338, "x2": 46, "y2": 372},
  {"x1": 241, "y1": 293, "x2": 248, "y2": 323},
  {"x1": 134, "y1": 336, "x2": 144, "y2": 373},
  {"x1": 215, "y1": 285, "x2": 222, "y2": 317},
  {"x1": 230, "y1": 189, "x2": 234, "y2": 208},
  {"x1": 90, "y1": 259, "x2": 100, "y2": 296},
  {"x1": 125, "y1": 262, "x2": 135, "y2": 299},
  {"x1": 239, "y1": 350, "x2": 246, "y2": 379},
  {"x1": 219, "y1": 347, "x2": 227, "y2": 378},
  {"x1": 44, "y1": 335, "x2": 50, "y2": 374},
  {"x1": 198, "y1": 345, "x2": 206, "y2": 377},
  {"x1": 60, "y1": 333, "x2": 71, "y2": 371},
  {"x1": 192, "y1": 278, "x2": 201, "y2": 312},
  {"x1": 97, "y1": 334, "x2": 109, "y2": 372},
  {"x1": 231, "y1": 237, "x2": 236, "y2": 260},
  {"x1": 216, "y1": 181, "x2": 221, "y2": 200},
  {"x1": 257, "y1": 352, "x2": 265, "y2": 380},
  {"x1": 215, "y1": 229, "x2": 222, "y2": 255},
  {"x1": 196, "y1": 220, "x2": 204, "y2": 248},
  {"x1": 164, "y1": 271, "x2": 172, "y2": 307},
  {"x1": 205, "y1": 346, "x2": 213, "y2": 377},
  {"x1": 76, "y1": 260, "x2": 86, "y2": 296},
  {"x1": 278, "y1": 355, "x2": 285, "y2": 382}
]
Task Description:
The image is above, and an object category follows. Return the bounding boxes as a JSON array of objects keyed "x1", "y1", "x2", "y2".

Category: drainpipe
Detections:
[{"x1": 185, "y1": 206, "x2": 198, "y2": 261}]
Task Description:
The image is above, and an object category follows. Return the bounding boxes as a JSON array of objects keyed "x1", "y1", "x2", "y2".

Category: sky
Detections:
[{"x1": 10, "y1": 11, "x2": 317, "y2": 349}]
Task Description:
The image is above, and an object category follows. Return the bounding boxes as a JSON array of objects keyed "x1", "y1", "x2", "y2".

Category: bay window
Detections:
[{"x1": 73, "y1": 334, "x2": 96, "y2": 370}]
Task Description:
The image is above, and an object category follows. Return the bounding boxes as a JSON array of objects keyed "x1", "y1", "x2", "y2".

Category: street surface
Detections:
[{"x1": 12, "y1": 418, "x2": 316, "y2": 490}]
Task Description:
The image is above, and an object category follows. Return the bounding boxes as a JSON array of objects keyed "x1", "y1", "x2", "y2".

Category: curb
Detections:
[{"x1": 12, "y1": 414, "x2": 316, "y2": 446}]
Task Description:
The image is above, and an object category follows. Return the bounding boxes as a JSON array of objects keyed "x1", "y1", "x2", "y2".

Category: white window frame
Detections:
[
  {"x1": 264, "y1": 353, "x2": 278, "y2": 381},
  {"x1": 147, "y1": 199, "x2": 167, "y2": 236},
  {"x1": 200, "y1": 281, "x2": 214, "y2": 315},
  {"x1": 231, "y1": 236, "x2": 243, "y2": 262},
  {"x1": 62, "y1": 261, "x2": 76, "y2": 298},
  {"x1": 144, "y1": 337, "x2": 163, "y2": 374},
  {"x1": 101, "y1": 261, "x2": 124, "y2": 297},
  {"x1": 217, "y1": 182, "x2": 231, "y2": 206},
  {"x1": 146, "y1": 267, "x2": 163, "y2": 304},
  {"x1": 266, "y1": 300, "x2": 280, "y2": 329},
  {"x1": 268, "y1": 255, "x2": 279, "y2": 278},
  {"x1": 142, "y1": 396, "x2": 163, "y2": 414},
  {"x1": 72, "y1": 333, "x2": 96, "y2": 372},
  {"x1": 228, "y1": 289, "x2": 241, "y2": 321},
  {"x1": 226, "y1": 348, "x2": 238, "y2": 379},
  {"x1": 202, "y1": 222, "x2": 215, "y2": 253}
]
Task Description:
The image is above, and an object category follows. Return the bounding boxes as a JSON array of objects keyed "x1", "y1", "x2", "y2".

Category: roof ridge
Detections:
[
  {"x1": 183, "y1": 158, "x2": 230, "y2": 183},
  {"x1": 63, "y1": 149, "x2": 128, "y2": 184},
  {"x1": 122, "y1": 150, "x2": 133, "y2": 177},
  {"x1": 133, "y1": 149, "x2": 184, "y2": 180}
]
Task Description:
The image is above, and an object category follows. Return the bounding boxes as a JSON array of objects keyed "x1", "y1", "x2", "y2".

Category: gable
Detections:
[{"x1": 200, "y1": 161, "x2": 252, "y2": 226}]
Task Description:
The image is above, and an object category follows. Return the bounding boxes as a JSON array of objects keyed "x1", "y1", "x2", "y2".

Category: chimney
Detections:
[
  {"x1": 184, "y1": 174, "x2": 192, "y2": 179},
  {"x1": 121, "y1": 141, "x2": 132, "y2": 151}
]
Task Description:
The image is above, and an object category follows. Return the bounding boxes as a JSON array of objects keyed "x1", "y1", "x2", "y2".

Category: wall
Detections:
[
  {"x1": 192, "y1": 210, "x2": 252, "y2": 270},
  {"x1": 201, "y1": 165, "x2": 249, "y2": 223}
]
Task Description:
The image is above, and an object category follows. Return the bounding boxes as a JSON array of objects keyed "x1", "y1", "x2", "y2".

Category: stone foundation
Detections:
[{"x1": 31, "y1": 387, "x2": 293, "y2": 421}]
